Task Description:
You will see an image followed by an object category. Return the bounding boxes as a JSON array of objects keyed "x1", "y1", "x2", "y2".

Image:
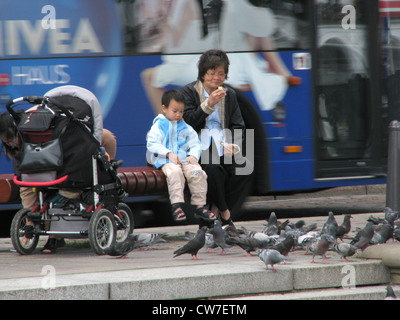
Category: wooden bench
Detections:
[{"x1": 0, "y1": 167, "x2": 167, "y2": 204}]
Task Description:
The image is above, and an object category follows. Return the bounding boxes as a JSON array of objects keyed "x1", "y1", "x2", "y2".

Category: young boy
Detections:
[{"x1": 146, "y1": 89, "x2": 216, "y2": 222}]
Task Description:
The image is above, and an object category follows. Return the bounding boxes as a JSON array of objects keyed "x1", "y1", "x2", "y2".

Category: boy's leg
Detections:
[
  {"x1": 161, "y1": 162, "x2": 185, "y2": 205},
  {"x1": 181, "y1": 162, "x2": 207, "y2": 206},
  {"x1": 182, "y1": 162, "x2": 215, "y2": 221}
]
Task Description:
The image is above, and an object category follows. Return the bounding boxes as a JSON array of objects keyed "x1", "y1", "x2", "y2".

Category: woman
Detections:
[{"x1": 182, "y1": 49, "x2": 254, "y2": 226}]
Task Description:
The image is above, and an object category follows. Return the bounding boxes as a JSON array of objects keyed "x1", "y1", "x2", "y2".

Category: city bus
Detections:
[{"x1": 0, "y1": 0, "x2": 398, "y2": 219}]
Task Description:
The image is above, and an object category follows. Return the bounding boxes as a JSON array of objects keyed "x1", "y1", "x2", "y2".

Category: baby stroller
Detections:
[{"x1": 6, "y1": 85, "x2": 133, "y2": 255}]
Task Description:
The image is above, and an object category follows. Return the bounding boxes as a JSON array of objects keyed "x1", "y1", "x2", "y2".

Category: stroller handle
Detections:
[
  {"x1": 6, "y1": 96, "x2": 44, "y2": 110},
  {"x1": 6, "y1": 95, "x2": 74, "y2": 120},
  {"x1": 6, "y1": 96, "x2": 44, "y2": 120}
]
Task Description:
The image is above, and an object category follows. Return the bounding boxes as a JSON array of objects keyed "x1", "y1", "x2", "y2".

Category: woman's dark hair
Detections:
[
  {"x1": 197, "y1": 49, "x2": 230, "y2": 82},
  {"x1": 0, "y1": 112, "x2": 18, "y2": 159}
]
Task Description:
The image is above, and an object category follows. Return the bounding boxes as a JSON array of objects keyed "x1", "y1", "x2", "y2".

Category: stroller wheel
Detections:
[
  {"x1": 10, "y1": 208, "x2": 39, "y2": 255},
  {"x1": 115, "y1": 203, "x2": 134, "y2": 243},
  {"x1": 88, "y1": 208, "x2": 116, "y2": 255}
]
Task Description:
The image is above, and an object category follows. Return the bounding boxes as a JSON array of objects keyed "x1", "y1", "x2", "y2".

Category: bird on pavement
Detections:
[
  {"x1": 309, "y1": 234, "x2": 335, "y2": 264},
  {"x1": 394, "y1": 220, "x2": 400, "y2": 242},
  {"x1": 298, "y1": 231, "x2": 319, "y2": 251},
  {"x1": 258, "y1": 249, "x2": 286, "y2": 272},
  {"x1": 333, "y1": 242, "x2": 357, "y2": 261},
  {"x1": 384, "y1": 207, "x2": 399, "y2": 225},
  {"x1": 385, "y1": 285, "x2": 398, "y2": 300},
  {"x1": 134, "y1": 232, "x2": 167, "y2": 251},
  {"x1": 263, "y1": 212, "x2": 279, "y2": 236},
  {"x1": 204, "y1": 231, "x2": 217, "y2": 253},
  {"x1": 321, "y1": 211, "x2": 338, "y2": 236},
  {"x1": 173, "y1": 226, "x2": 207, "y2": 260},
  {"x1": 370, "y1": 220, "x2": 394, "y2": 245},
  {"x1": 104, "y1": 234, "x2": 137, "y2": 259},
  {"x1": 336, "y1": 214, "x2": 352, "y2": 241},
  {"x1": 248, "y1": 230, "x2": 275, "y2": 244},
  {"x1": 351, "y1": 221, "x2": 374, "y2": 250},
  {"x1": 229, "y1": 236, "x2": 265, "y2": 255},
  {"x1": 210, "y1": 219, "x2": 232, "y2": 255},
  {"x1": 271, "y1": 234, "x2": 294, "y2": 256}
]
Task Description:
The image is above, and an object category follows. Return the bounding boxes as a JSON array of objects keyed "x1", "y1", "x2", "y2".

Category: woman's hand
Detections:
[
  {"x1": 221, "y1": 143, "x2": 240, "y2": 155},
  {"x1": 207, "y1": 87, "x2": 226, "y2": 107}
]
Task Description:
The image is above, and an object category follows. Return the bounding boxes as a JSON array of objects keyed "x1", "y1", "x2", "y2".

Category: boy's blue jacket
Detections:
[{"x1": 146, "y1": 114, "x2": 201, "y2": 169}]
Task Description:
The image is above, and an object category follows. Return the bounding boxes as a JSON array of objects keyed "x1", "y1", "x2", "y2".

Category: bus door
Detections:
[{"x1": 314, "y1": 0, "x2": 387, "y2": 180}]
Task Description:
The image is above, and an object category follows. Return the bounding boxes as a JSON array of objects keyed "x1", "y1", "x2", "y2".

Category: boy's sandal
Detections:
[
  {"x1": 194, "y1": 207, "x2": 216, "y2": 222},
  {"x1": 171, "y1": 204, "x2": 186, "y2": 222}
]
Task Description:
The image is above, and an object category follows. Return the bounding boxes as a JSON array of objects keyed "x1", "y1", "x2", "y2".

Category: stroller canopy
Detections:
[{"x1": 44, "y1": 85, "x2": 104, "y2": 143}]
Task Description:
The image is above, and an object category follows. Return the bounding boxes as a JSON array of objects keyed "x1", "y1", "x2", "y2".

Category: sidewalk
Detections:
[{"x1": 0, "y1": 211, "x2": 399, "y2": 300}]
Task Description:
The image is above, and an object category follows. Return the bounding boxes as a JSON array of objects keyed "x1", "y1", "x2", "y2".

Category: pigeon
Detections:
[
  {"x1": 210, "y1": 219, "x2": 232, "y2": 254},
  {"x1": 325, "y1": 222, "x2": 337, "y2": 239},
  {"x1": 309, "y1": 234, "x2": 335, "y2": 264},
  {"x1": 134, "y1": 232, "x2": 167, "y2": 250},
  {"x1": 258, "y1": 249, "x2": 286, "y2": 272},
  {"x1": 370, "y1": 221, "x2": 394, "y2": 245},
  {"x1": 336, "y1": 214, "x2": 352, "y2": 241},
  {"x1": 104, "y1": 234, "x2": 137, "y2": 258},
  {"x1": 229, "y1": 236, "x2": 265, "y2": 255},
  {"x1": 284, "y1": 222, "x2": 318, "y2": 247},
  {"x1": 333, "y1": 242, "x2": 357, "y2": 261},
  {"x1": 263, "y1": 212, "x2": 279, "y2": 236},
  {"x1": 298, "y1": 231, "x2": 319, "y2": 251},
  {"x1": 385, "y1": 285, "x2": 398, "y2": 300},
  {"x1": 223, "y1": 225, "x2": 246, "y2": 238},
  {"x1": 249, "y1": 231, "x2": 275, "y2": 245},
  {"x1": 384, "y1": 207, "x2": 399, "y2": 225},
  {"x1": 271, "y1": 234, "x2": 294, "y2": 256},
  {"x1": 321, "y1": 211, "x2": 338, "y2": 236},
  {"x1": 352, "y1": 222, "x2": 374, "y2": 250},
  {"x1": 173, "y1": 226, "x2": 207, "y2": 259},
  {"x1": 277, "y1": 219, "x2": 290, "y2": 234},
  {"x1": 183, "y1": 231, "x2": 196, "y2": 240},
  {"x1": 204, "y1": 232, "x2": 217, "y2": 253},
  {"x1": 394, "y1": 221, "x2": 400, "y2": 242},
  {"x1": 293, "y1": 220, "x2": 306, "y2": 229}
]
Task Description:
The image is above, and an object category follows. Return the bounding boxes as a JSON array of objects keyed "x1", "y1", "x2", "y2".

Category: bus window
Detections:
[
  {"x1": 381, "y1": 0, "x2": 400, "y2": 136},
  {"x1": 315, "y1": 1, "x2": 371, "y2": 177}
]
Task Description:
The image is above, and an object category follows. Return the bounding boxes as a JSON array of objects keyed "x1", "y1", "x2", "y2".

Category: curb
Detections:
[{"x1": 0, "y1": 258, "x2": 390, "y2": 300}]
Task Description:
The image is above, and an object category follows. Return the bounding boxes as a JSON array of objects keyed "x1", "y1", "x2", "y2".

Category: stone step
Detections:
[
  {"x1": 0, "y1": 256, "x2": 390, "y2": 300},
  {"x1": 221, "y1": 284, "x2": 400, "y2": 300}
]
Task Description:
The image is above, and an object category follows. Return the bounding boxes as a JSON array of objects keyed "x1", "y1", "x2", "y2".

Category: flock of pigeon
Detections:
[{"x1": 104, "y1": 207, "x2": 400, "y2": 272}]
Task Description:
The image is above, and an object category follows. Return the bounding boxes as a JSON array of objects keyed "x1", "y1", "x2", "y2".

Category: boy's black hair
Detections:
[{"x1": 161, "y1": 89, "x2": 185, "y2": 108}]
